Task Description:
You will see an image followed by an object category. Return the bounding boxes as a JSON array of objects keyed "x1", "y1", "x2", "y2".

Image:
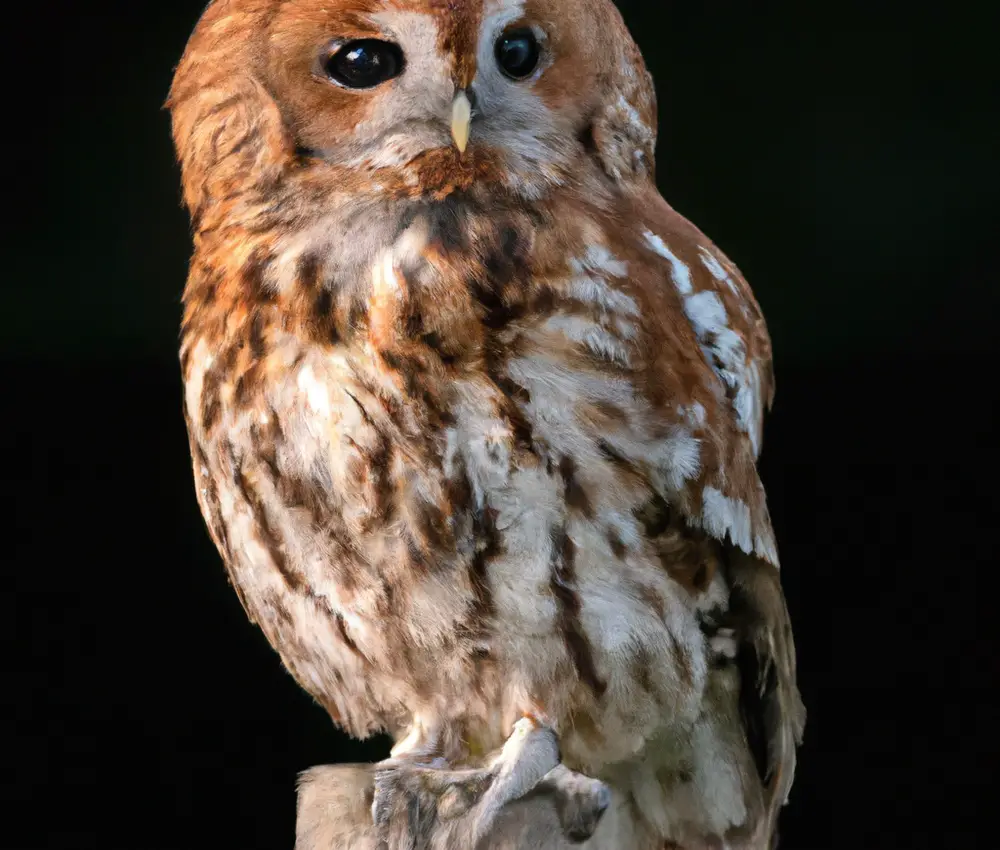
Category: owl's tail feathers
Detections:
[{"x1": 728, "y1": 552, "x2": 806, "y2": 846}]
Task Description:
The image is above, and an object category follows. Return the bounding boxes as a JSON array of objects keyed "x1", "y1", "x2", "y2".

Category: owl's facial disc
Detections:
[
  {"x1": 248, "y1": 1, "x2": 631, "y2": 196},
  {"x1": 287, "y1": 7, "x2": 562, "y2": 168}
]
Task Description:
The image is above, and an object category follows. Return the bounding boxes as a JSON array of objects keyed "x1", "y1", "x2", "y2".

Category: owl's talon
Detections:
[
  {"x1": 370, "y1": 720, "x2": 611, "y2": 848},
  {"x1": 540, "y1": 764, "x2": 613, "y2": 843},
  {"x1": 299, "y1": 757, "x2": 612, "y2": 850}
]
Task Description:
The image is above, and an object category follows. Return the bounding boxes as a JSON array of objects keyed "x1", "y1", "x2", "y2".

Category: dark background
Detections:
[{"x1": 9, "y1": 1, "x2": 997, "y2": 848}]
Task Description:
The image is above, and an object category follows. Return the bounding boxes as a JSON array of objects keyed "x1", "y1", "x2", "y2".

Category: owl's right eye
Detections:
[
  {"x1": 495, "y1": 28, "x2": 541, "y2": 80},
  {"x1": 323, "y1": 40, "x2": 405, "y2": 89}
]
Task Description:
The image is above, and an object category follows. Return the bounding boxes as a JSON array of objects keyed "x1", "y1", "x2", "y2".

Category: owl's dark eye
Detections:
[
  {"x1": 324, "y1": 40, "x2": 404, "y2": 89},
  {"x1": 495, "y1": 28, "x2": 541, "y2": 80}
]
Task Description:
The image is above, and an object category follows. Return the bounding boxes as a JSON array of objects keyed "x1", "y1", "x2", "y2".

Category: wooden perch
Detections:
[{"x1": 296, "y1": 727, "x2": 613, "y2": 850}]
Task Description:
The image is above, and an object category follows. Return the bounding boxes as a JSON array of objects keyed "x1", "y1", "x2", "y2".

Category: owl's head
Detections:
[{"x1": 170, "y1": 0, "x2": 656, "y2": 217}]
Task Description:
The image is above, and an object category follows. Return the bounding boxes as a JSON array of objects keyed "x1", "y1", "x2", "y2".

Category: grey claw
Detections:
[{"x1": 541, "y1": 764, "x2": 612, "y2": 843}]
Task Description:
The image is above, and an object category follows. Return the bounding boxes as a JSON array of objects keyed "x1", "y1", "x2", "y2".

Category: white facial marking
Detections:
[{"x1": 368, "y1": 10, "x2": 453, "y2": 129}]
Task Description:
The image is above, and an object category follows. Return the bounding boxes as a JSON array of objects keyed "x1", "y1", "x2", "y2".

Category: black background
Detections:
[{"x1": 9, "y1": 2, "x2": 998, "y2": 848}]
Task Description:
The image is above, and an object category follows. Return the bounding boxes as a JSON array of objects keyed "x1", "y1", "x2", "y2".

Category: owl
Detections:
[{"x1": 169, "y1": 1, "x2": 805, "y2": 848}]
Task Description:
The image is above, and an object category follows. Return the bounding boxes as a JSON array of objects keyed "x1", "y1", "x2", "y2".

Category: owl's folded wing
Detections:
[{"x1": 625, "y1": 195, "x2": 805, "y2": 828}]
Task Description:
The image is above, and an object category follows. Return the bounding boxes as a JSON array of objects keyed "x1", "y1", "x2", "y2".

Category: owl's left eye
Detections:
[{"x1": 323, "y1": 40, "x2": 405, "y2": 89}]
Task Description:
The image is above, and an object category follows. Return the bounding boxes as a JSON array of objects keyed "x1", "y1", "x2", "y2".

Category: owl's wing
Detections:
[
  {"x1": 632, "y1": 205, "x2": 778, "y2": 566},
  {"x1": 624, "y1": 196, "x2": 805, "y2": 830}
]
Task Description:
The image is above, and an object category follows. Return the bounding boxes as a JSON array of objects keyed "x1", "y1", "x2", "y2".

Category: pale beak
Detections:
[{"x1": 451, "y1": 90, "x2": 472, "y2": 154}]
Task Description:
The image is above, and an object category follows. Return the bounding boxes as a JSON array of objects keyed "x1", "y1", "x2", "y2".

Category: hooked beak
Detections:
[{"x1": 451, "y1": 90, "x2": 473, "y2": 154}]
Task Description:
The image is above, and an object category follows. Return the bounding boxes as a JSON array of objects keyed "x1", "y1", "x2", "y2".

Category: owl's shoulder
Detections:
[{"x1": 516, "y1": 188, "x2": 779, "y2": 566}]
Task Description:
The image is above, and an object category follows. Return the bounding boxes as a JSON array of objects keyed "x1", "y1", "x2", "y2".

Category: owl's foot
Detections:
[
  {"x1": 372, "y1": 717, "x2": 611, "y2": 849},
  {"x1": 539, "y1": 764, "x2": 613, "y2": 843}
]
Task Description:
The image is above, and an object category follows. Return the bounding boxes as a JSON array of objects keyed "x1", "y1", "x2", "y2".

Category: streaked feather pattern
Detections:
[{"x1": 169, "y1": 1, "x2": 804, "y2": 847}]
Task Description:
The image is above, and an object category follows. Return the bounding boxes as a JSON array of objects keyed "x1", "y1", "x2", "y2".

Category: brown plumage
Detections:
[{"x1": 169, "y1": 1, "x2": 805, "y2": 847}]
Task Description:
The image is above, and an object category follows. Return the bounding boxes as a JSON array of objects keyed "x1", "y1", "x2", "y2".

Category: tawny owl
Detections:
[{"x1": 169, "y1": 1, "x2": 805, "y2": 847}]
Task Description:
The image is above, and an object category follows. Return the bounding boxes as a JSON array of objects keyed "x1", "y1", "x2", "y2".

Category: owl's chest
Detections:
[
  {"x1": 253, "y1": 324, "x2": 574, "y2": 562},
  {"x1": 182, "y1": 228, "x2": 716, "y2": 757},
  {"x1": 277, "y1": 279, "x2": 644, "y2": 539},
  {"x1": 249, "y1": 225, "x2": 642, "y2": 536},
  {"x1": 264, "y1": 317, "x2": 710, "y2": 717}
]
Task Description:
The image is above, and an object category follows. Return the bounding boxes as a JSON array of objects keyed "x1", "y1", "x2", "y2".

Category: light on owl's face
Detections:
[
  {"x1": 171, "y1": 0, "x2": 658, "y2": 214},
  {"x1": 262, "y1": 0, "x2": 594, "y2": 184},
  {"x1": 318, "y1": 24, "x2": 543, "y2": 154}
]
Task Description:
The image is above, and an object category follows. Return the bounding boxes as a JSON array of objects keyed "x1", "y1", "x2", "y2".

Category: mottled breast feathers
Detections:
[{"x1": 180, "y1": 182, "x2": 802, "y2": 844}]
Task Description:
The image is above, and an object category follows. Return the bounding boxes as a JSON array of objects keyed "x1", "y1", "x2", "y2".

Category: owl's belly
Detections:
[{"x1": 186, "y1": 324, "x2": 717, "y2": 769}]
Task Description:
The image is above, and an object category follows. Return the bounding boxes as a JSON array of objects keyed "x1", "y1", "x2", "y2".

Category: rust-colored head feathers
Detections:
[{"x1": 169, "y1": 0, "x2": 656, "y2": 222}]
